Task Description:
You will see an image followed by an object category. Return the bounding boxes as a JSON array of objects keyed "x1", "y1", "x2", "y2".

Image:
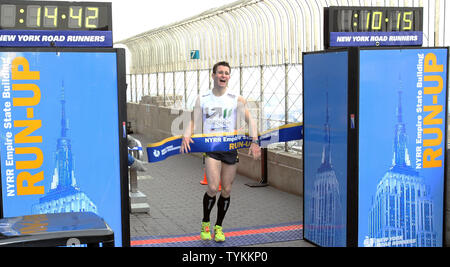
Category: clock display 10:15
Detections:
[{"x1": 337, "y1": 9, "x2": 416, "y2": 32}]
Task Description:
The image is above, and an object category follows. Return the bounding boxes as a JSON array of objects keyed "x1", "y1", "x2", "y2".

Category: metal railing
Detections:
[
  {"x1": 126, "y1": 63, "x2": 303, "y2": 153},
  {"x1": 118, "y1": 0, "x2": 450, "y2": 154}
]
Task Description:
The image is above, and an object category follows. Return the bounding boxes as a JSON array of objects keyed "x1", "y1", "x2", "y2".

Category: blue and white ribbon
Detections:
[{"x1": 146, "y1": 122, "x2": 303, "y2": 163}]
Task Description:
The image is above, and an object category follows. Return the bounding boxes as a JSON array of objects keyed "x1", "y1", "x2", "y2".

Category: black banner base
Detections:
[{"x1": 245, "y1": 180, "x2": 268, "y2": 188}]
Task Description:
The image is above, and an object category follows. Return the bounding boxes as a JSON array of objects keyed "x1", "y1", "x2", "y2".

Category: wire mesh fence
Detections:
[
  {"x1": 122, "y1": 0, "x2": 450, "y2": 154},
  {"x1": 127, "y1": 63, "x2": 303, "y2": 154}
]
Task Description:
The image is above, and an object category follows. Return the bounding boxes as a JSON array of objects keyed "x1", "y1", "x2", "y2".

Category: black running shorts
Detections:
[{"x1": 206, "y1": 150, "x2": 239, "y2": 165}]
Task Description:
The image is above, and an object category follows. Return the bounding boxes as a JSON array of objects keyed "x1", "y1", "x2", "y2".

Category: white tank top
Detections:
[{"x1": 200, "y1": 90, "x2": 238, "y2": 134}]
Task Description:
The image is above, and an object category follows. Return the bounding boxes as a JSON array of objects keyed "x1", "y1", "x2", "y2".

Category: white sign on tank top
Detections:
[{"x1": 200, "y1": 90, "x2": 238, "y2": 134}]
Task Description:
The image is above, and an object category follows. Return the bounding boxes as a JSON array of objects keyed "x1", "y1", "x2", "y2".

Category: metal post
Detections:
[
  {"x1": 130, "y1": 74, "x2": 133, "y2": 103},
  {"x1": 197, "y1": 69, "x2": 200, "y2": 95},
  {"x1": 246, "y1": 65, "x2": 268, "y2": 188},
  {"x1": 127, "y1": 74, "x2": 131, "y2": 102},
  {"x1": 284, "y1": 63, "x2": 289, "y2": 152},
  {"x1": 260, "y1": 65, "x2": 264, "y2": 137},
  {"x1": 163, "y1": 72, "x2": 166, "y2": 106},
  {"x1": 245, "y1": 148, "x2": 268, "y2": 187},
  {"x1": 184, "y1": 70, "x2": 187, "y2": 109},
  {"x1": 148, "y1": 73, "x2": 151, "y2": 96},
  {"x1": 156, "y1": 72, "x2": 159, "y2": 96},
  {"x1": 141, "y1": 74, "x2": 144, "y2": 100},
  {"x1": 173, "y1": 71, "x2": 176, "y2": 106},
  {"x1": 209, "y1": 69, "x2": 212, "y2": 90},
  {"x1": 239, "y1": 64, "x2": 243, "y2": 96},
  {"x1": 134, "y1": 74, "x2": 137, "y2": 103},
  {"x1": 129, "y1": 168, "x2": 138, "y2": 193},
  {"x1": 128, "y1": 136, "x2": 150, "y2": 213}
]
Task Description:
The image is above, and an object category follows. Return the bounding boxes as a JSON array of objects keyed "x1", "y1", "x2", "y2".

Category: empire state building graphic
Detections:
[
  {"x1": 308, "y1": 93, "x2": 344, "y2": 247},
  {"x1": 364, "y1": 91, "x2": 437, "y2": 247},
  {"x1": 32, "y1": 82, "x2": 97, "y2": 215}
]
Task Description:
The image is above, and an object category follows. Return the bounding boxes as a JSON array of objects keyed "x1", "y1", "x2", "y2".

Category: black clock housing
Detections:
[
  {"x1": 324, "y1": 6, "x2": 423, "y2": 48},
  {"x1": 0, "y1": 1, "x2": 111, "y2": 31}
]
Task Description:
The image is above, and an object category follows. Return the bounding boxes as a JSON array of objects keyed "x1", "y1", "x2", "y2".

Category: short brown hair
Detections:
[{"x1": 212, "y1": 61, "x2": 231, "y2": 74}]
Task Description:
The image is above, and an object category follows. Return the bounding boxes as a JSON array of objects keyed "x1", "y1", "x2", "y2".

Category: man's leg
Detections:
[
  {"x1": 219, "y1": 162, "x2": 237, "y2": 198},
  {"x1": 205, "y1": 156, "x2": 222, "y2": 196},
  {"x1": 216, "y1": 162, "x2": 237, "y2": 224},
  {"x1": 200, "y1": 157, "x2": 222, "y2": 240},
  {"x1": 214, "y1": 162, "x2": 237, "y2": 242}
]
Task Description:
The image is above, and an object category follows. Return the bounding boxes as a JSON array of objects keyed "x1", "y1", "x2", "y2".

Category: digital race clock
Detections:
[
  {"x1": 0, "y1": 1, "x2": 112, "y2": 47},
  {"x1": 324, "y1": 6, "x2": 423, "y2": 48}
]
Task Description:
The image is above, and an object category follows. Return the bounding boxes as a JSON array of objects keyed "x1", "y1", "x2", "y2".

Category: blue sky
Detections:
[{"x1": 76, "y1": 0, "x2": 240, "y2": 42}]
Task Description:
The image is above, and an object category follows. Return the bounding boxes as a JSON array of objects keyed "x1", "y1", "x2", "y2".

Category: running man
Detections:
[{"x1": 180, "y1": 61, "x2": 261, "y2": 242}]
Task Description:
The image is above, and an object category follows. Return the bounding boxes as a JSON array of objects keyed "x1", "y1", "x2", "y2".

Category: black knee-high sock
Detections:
[
  {"x1": 216, "y1": 195, "x2": 230, "y2": 226},
  {"x1": 202, "y1": 193, "x2": 216, "y2": 223}
]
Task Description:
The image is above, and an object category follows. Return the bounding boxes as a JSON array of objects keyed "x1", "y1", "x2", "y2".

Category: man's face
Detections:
[{"x1": 212, "y1": 65, "x2": 230, "y2": 89}]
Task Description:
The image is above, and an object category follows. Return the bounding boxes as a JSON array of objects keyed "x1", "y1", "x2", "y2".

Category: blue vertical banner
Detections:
[
  {"x1": 0, "y1": 50, "x2": 125, "y2": 246},
  {"x1": 358, "y1": 48, "x2": 448, "y2": 247},
  {"x1": 303, "y1": 51, "x2": 348, "y2": 247}
]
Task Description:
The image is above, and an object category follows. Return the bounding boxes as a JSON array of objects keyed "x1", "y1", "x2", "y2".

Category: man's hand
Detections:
[
  {"x1": 248, "y1": 142, "x2": 261, "y2": 160},
  {"x1": 180, "y1": 136, "x2": 194, "y2": 153}
]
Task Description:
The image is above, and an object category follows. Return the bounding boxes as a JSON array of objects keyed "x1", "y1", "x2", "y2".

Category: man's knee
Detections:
[
  {"x1": 207, "y1": 179, "x2": 221, "y2": 194},
  {"x1": 220, "y1": 183, "x2": 232, "y2": 197},
  {"x1": 207, "y1": 184, "x2": 220, "y2": 195}
]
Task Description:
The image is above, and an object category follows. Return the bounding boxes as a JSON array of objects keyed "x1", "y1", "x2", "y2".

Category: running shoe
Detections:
[
  {"x1": 200, "y1": 222, "x2": 212, "y2": 240},
  {"x1": 214, "y1": 225, "x2": 225, "y2": 242}
]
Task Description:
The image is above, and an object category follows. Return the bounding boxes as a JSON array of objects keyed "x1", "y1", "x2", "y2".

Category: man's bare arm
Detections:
[
  {"x1": 238, "y1": 96, "x2": 261, "y2": 160},
  {"x1": 180, "y1": 97, "x2": 201, "y2": 153}
]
